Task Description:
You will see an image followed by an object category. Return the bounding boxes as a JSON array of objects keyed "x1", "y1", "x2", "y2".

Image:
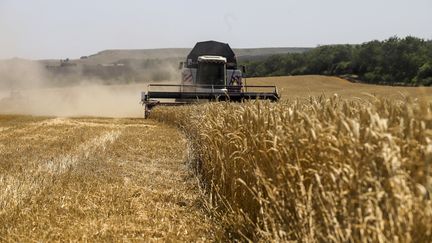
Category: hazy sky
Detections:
[{"x1": 0, "y1": 0, "x2": 431, "y2": 59}]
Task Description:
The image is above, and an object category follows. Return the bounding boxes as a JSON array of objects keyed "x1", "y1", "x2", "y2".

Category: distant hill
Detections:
[
  {"x1": 80, "y1": 47, "x2": 311, "y2": 64},
  {"x1": 0, "y1": 46, "x2": 312, "y2": 88}
]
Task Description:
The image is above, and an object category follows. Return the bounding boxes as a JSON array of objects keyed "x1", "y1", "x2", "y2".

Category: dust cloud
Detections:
[
  {"x1": 0, "y1": 60, "x2": 181, "y2": 118},
  {"x1": 0, "y1": 59, "x2": 47, "y2": 90},
  {"x1": 0, "y1": 37, "x2": 185, "y2": 118},
  {"x1": 0, "y1": 84, "x2": 148, "y2": 118},
  {"x1": 1, "y1": 84, "x2": 147, "y2": 117}
]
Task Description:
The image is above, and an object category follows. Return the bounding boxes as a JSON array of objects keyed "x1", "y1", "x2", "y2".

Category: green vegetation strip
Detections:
[{"x1": 243, "y1": 36, "x2": 432, "y2": 86}]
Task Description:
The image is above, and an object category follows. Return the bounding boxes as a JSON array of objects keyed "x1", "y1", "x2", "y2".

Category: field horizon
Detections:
[{"x1": 1, "y1": 75, "x2": 432, "y2": 118}]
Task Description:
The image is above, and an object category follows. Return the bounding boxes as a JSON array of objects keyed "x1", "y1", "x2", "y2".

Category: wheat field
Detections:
[
  {"x1": 151, "y1": 76, "x2": 432, "y2": 242},
  {"x1": 248, "y1": 75, "x2": 432, "y2": 101},
  {"x1": 1, "y1": 75, "x2": 432, "y2": 241},
  {"x1": 0, "y1": 116, "x2": 216, "y2": 241}
]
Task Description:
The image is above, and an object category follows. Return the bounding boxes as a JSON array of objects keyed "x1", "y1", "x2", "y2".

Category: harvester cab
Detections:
[
  {"x1": 196, "y1": 56, "x2": 227, "y2": 89},
  {"x1": 141, "y1": 41, "x2": 279, "y2": 118}
]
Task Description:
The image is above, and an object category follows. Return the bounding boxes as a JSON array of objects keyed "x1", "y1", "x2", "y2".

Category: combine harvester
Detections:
[{"x1": 141, "y1": 41, "x2": 279, "y2": 118}]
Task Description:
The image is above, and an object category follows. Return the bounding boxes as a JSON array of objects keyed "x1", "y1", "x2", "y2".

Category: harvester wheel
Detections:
[{"x1": 144, "y1": 105, "x2": 150, "y2": 119}]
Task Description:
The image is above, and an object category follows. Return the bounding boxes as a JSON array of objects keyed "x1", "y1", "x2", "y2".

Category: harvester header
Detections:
[{"x1": 141, "y1": 41, "x2": 279, "y2": 118}]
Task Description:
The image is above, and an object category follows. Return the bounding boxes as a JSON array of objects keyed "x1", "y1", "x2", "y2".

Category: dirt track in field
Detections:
[{"x1": 0, "y1": 115, "x2": 216, "y2": 241}]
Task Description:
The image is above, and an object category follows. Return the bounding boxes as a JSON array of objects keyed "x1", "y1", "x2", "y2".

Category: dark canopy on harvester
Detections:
[{"x1": 186, "y1": 41, "x2": 237, "y2": 68}]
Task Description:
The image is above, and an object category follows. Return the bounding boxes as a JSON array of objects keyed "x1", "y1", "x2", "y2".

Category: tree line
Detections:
[{"x1": 242, "y1": 36, "x2": 432, "y2": 86}]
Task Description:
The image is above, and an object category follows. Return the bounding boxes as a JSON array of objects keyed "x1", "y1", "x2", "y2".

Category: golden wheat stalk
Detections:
[{"x1": 152, "y1": 97, "x2": 432, "y2": 242}]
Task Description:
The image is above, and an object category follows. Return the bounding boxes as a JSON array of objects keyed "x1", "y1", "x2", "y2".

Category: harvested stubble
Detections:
[
  {"x1": 0, "y1": 116, "x2": 216, "y2": 241},
  {"x1": 152, "y1": 96, "x2": 432, "y2": 242}
]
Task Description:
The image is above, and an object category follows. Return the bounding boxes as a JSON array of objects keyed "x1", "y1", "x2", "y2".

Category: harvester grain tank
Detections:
[{"x1": 141, "y1": 41, "x2": 279, "y2": 118}]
